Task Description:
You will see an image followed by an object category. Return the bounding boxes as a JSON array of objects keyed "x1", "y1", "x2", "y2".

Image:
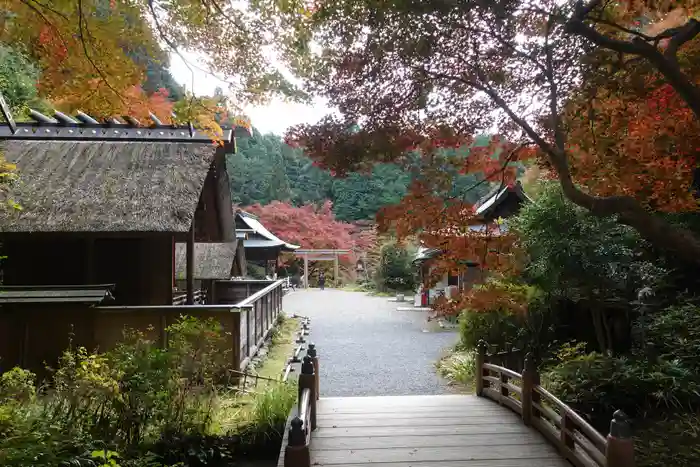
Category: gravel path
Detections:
[{"x1": 283, "y1": 289, "x2": 459, "y2": 397}]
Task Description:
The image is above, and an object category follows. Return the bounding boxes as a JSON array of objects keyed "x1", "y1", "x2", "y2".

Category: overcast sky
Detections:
[{"x1": 169, "y1": 52, "x2": 330, "y2": 136}]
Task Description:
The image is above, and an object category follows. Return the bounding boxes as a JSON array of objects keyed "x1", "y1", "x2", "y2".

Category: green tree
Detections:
[{"x1": 509, "y1": 182, "x2": 665, "y2": 353}]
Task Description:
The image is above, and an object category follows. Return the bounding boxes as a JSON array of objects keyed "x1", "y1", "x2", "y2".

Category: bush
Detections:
[
  {"x1": 459, "y1": 309, "x2": 525, "y2": 352},
  {"x1": 0, "y1": 315, "x2": 277, "y2": 466},
  {"x1": 436, "y1": 350, "x2": 475, "y2": 388},
  {"x1": 375, "y1": 241, "x2": 416, "y2": 292},
  {"x1": 635, "y1": 303, "x2": 700, "y2": 372},
  {"x1": 544, "y1": 352, "x2": 700, "y2": 431},
  {"x1": 634, "y1": 413, "x2": 700, "y2": 467}
]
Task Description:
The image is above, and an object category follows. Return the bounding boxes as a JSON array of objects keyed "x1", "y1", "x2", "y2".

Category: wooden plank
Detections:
[
  {"x1": 309, "y1": 460, "x2": 569, "y2": 467},
  {"x1": 312, "y1": 433, "x2": 546, "y2": 450},
  {"x1": 311, "y1": 444, "x2": 562, "y2": 465},
  {"x1": 318, "y1": 401, "x2": 503, "y2": 415},
  {"x1": 316, "y1": 406, "x2": 520, "y2": 425},
  {"x1": 316, "y1": 415, "x2": 520, "y2": 428},
  {"x1": 312, "y1": 423, "x2": 532, "y2": 438},
  {"x1": 318, "y1": 395, "x2": 496, "y2": 409}
]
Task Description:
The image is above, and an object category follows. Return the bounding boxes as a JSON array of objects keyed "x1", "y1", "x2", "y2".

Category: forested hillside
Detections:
[{"x1": 227, "y1": 129, "x2": 495, "y2": 221}]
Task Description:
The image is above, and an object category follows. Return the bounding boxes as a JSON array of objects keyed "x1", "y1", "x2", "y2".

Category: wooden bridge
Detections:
[{"x1": 279, "y1": 338, "x2": 636, "y2": 467}]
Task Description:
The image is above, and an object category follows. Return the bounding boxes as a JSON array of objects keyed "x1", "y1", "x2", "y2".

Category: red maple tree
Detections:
[{"x1": 245, "y1": 201, "x2": 377, "y2": 267}]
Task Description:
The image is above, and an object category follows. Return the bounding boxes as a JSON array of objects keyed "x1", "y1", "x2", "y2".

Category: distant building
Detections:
[{"x1": 413, "y1": 182, "x2": 530, "y2": 306}]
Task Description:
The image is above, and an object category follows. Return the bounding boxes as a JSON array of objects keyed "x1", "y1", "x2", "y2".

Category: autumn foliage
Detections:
[{"x1": 244, "y1": 200, "x2": 376, "y2": 266}]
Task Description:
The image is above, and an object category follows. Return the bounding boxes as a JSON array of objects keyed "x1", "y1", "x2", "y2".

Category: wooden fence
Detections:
[
  {"x1": 94, "y1": 279, "x2": 285, "y2": 372},
  {"x1": 283, "y1": 317, "x2": 318, "y2": 467},
  {"x1": 476, "y1": 341, "x2": 636, "y2": 467}
]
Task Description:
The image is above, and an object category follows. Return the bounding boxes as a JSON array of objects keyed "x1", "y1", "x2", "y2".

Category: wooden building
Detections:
[
  {"x1": 173, "y1": 241, "x2": 248, "y2": 301},
  {"x1": 0, "y1": 106, "x2": 252, "y2": 373},
  {"x1": 236, "y1": 210, "x2": 299, "y2": 274},
  {"x1": 414, "y1": 182, "x2": 531, "y2": 305}
]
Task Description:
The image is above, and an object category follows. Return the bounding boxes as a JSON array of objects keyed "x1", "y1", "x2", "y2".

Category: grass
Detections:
[
  {"x1": 436, "y1": 349, "x2": 476, "y2": 392},
  {"x1": 208, "y1": 312, "x2": 302, "y2": 458},
  {"x1": 254, "y1": 314, "x2": 300, "y2": 382}
]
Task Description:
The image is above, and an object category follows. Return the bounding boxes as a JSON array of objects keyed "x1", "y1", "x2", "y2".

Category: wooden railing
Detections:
[
  {"x1": 283, "y1": 317, "x2": 319, "y2": 467},
  {"x1": 172, "y1": 289, "x2": 206, "y2": 305},
  {"x1": 234, "y1": 279, "x2": 285, "y2": 370},
  {"x1": 475, "y1": 341, "x2": 635, "y2": 467}
]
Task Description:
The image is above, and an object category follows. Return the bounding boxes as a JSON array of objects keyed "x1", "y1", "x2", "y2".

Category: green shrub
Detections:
[
  {"x1": 634, "y1": 413, "x2": 700, "y2": 467},
  {"x1": 459, "y1": 308, "x2": 525, "y2": 352},
  {"x1": 0, "y1": 367, "x2": 36, "y2": 404},
  {"x1": 247, "y1": 263, "x2": 267, "y2": 280},
  {"x1": 544, "y1": 352, "x2": 700, "y2": 431},
  {"x1": 436, "y1": 350, "x2": 475, "y2": 388},
  {"x1": 0, "y1": 315, "x2": 243, "y2": 466},
  {"x1": 636, "y1": 303, "x2": 700, "y2": 372},
  {"x1": 375, "y1": 241, "x2": 416, "y2": 292}
]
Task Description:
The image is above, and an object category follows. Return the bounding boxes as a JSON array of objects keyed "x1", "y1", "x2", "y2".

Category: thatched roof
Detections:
[
  {"x1": 175, "y1": 241, "x2": 238, "y2": 280},
  {"x1": 0, "y1": 140, "x2": 219, "y2": 233}
]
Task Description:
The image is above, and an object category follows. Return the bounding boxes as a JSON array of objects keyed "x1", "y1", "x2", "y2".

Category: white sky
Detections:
[{"x1": 169, "y1": 52, "x2": 330, "y2": 136}]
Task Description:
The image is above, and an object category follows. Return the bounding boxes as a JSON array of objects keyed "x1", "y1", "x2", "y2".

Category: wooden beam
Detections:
[
  {"x1": 186, "y1": 221, "x2": 195, "y2": 305},
  {"x1": 334, "y1": 252, "x2": 339, "y2": 287}
]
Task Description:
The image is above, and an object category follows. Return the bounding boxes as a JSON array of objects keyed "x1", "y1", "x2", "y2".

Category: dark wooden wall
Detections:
[
  {"x1": 3, "y1": 237, "x2": 86, "y2": 285},
  {"x1": 2, "y1": 235, "x2": 174, "y2": 306},
  {"x1": 213, "y1": 280, "x2": 270, "y2": 304},
  {"x1": 0, "y1": 304, "x2": 95, "y2": 377}
]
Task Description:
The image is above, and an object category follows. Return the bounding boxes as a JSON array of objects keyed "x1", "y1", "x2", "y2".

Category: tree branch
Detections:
[{"x1": 544, "y1": 12, "x2": 565, "y2": 152}]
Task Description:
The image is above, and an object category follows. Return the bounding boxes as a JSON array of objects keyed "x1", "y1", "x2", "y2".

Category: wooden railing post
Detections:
[
  {"x1": 521, "y1": 353, "x2": 537, "y2": 426},
  {"x1": 606, "y1": 410, "x2": 635, "y2": 467},
  {"x1": 475, "y1": 340, "x2": 488, "y2": 396},
  {"x1": 561, "y1": 413, "x2": 576, "y2": 451},
  {"x1": 299, "y1": 355, "x2": 317, "y2": 431},
  {"x1": 284, "y1": 417, "x2": 310, "y2": 467},
  {"x1": 307, "y1": 343, "x2": 320, "y2": 400}
]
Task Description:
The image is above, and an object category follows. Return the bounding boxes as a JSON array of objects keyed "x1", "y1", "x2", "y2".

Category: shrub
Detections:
[
  {"x1": 0, "y1": 367, "x2": 36, "y2": 404},
  {"x1": 0, "y1": 315, "x2": 241, "y2": 466},
  {"x1": 459, "y1": 308, "x2": 525, "y2": 352},
  {"x1": 375, "y1": 241, "x2": 416, "y2": 292},
  {"x1": 544, "y1": 352, "x2": 700, "y2": 431},
  {"x1": 634, "y1": 413, "x2": 700, "y2": 467},
  {"x1": 635, "y1": 303, "x2": 700, "y2": 372},
  {"x1": 436, "y1": 350, "x2": 475, "y2": 388}
]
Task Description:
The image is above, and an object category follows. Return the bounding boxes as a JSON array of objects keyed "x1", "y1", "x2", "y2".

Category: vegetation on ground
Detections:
[{"x1": 0, "y1": 315, "x2": 298, "y2": 467}]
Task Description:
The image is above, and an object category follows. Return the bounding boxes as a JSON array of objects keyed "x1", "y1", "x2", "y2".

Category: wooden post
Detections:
[
  {"x1": 521, "y1": 353, "x2": 537, "y2": 426},
  {"x1": 308, "y1": 343, "x2": 320, "y2": 400},
  {"x1": 606, "y1": 410, "x2": 635, "y2": 467},
  {"x1": 284, "y1": 417, "x2": 310, "y2": 467},
  {"x1": 561, "y1": 413, "x2": 576, "y2": 450},
  {"x1": 186, "y1": 222, "x2": 195, "y2": 305},
  {"x1": 304, "y1": 253, "x2": 309, "y2": 289},
  {"x1": 475, "y1": 340, "x2": 488, "y2": 396},
  {"x1": 299, "y1": 355, "x2": 317, "y2": 430},
  {"x1": 334, "y1": 253, "x2": 339, "y2": 287}
]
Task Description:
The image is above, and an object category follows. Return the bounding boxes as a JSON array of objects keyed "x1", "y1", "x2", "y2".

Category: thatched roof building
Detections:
[
  {"x1": 0, "y1": 108, "x2": 240, "y2": 306},
  {"x1": 0, "y1": 140, "x2": 232, "y2": 239}
]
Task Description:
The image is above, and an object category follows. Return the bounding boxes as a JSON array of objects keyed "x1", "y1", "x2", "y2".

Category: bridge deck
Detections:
[{"x1": 281, "y1": 394, "x2": 570, "y2": 467}]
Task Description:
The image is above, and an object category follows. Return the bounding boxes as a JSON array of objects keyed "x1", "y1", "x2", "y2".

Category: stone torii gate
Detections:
[{"x1": 294, "y1": 249, "x2": 352, "y2": 289}]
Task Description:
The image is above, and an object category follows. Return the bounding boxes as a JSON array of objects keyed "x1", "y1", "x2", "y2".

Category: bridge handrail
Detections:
[
  {"x1": 475, "y1": 341, "x2": 636, "y2": 467},
  {"x1": 283, "y1": 319, "x2": 319, "y2": 467}
]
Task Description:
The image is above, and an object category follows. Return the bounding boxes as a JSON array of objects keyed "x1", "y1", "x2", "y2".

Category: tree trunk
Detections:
[{"x1": 556, "y1": 168, "x2": 700, "y2": 268}]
